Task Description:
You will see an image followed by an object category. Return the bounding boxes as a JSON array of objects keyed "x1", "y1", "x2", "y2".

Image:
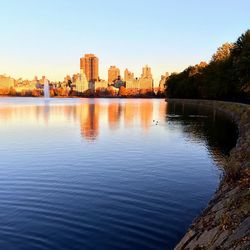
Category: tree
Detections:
[
  {"x1": 106, "y1": 86, "x2": 116, "y2": 97},
  {"x1": 231, "y1": 29, "x2": 250, "y2": 98},
  {"x1": 32, "y1": 89, "x2": 41, "y2": 97},
  {"x1": 118, "y1": 86, "x2": 127, "y2": 97},
  {"x1": 9, "y1": 87, "x2": 17, "y2": 96},
  {"x1": 166, "y1": 30, "x2": 250, "y2": 102},
  {"x1": 211, "y1": 43, "x2": 234, "y2": 62}
]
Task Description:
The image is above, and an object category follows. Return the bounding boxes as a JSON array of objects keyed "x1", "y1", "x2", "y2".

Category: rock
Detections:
[
  {"x1": 214, "y1": 208, "x2": 225, "y2": 222},
  {"x1": 211, "y1": 200, "x2": 224, "y2": 212},
  {"x1": 225, "y1": 187, "x2": 239, "y2": 198},
  {"x1": 185, "y1": 226, "x2": 220, "y2": 249},
  {"x1": 173, "y1": 100, "x2": 250, "y2": 250},
  {"x1": 224, "y1": 217, "x2": 250, "y2": 248},
  {"x1": 213, "y1": 230, "x2": 229, "y2": 248},
  {"x1": 174, "y1": 229, "x2": 197, "y2": 250}
]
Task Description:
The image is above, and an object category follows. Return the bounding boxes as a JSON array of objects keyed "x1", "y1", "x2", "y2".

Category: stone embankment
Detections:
[{"x1": 168, "y1": 99, "x2": 250, "y2": 250}]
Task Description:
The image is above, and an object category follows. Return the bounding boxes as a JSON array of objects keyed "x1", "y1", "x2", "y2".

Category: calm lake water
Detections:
[{"x1": 0, "y1": 98, "x2": 237, "y2": 250}]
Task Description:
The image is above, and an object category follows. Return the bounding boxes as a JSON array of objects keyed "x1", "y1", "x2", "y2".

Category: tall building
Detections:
[
  {"x1": 75, "y1": 69, "x2": 89, "y2": 93},
  {"x1": 159, "y1": 72, "x2": 169, "y2": 92},
  {"x1": 0, "y1": 75, "x2": 15, "y2": 88},
  {"x1": 72, "y1": 73, "x2": 80, "y2": 83},
  {"x1": 141, "y1": 65, "x2": 152, "y2": 78},
  {"x1": 126, "y1": 78, "x2": 140, "y2": 89},
  {"x1": 108, "y1": 66, "x2": 120, "y2": 83},
  {"x1": 95, "y1": 80, "x2": 108, "y2": 91},
  {"x1": 139, "y1": 65, "x2": 153, "y2": 89},
  {"x1": 80, "y1": 54, "x2": 99, "y2": 82},
  {"x1": 124, "y1": 68, "x2": 134, "y2": 82}
]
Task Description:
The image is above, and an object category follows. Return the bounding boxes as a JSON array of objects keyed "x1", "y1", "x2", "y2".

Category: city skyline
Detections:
[{"x1": 0, "y1": 0, "x2": 249, "y2": 83}]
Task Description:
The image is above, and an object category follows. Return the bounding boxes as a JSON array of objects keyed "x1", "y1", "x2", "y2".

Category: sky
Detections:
[{"x1": 0, "y1": 0, "x2": 249, "y2": 83}]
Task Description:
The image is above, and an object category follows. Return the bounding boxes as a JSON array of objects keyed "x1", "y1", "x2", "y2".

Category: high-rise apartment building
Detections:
[
  {"x1": 126, "y1": 78, "x2": 140, "y2": 89},
  {"x1": 108, "y1": 66, "x2": 120, "y2": 83},
  {"x1": 80, "y1": 54, "x2": 99, "y2": 82},
  {"x1": 75, "y1": 69, "x2": 89, "y2": 93},
  {"x1": 124, "y1": 68, "x2": 134, "y2": 82},
  {"x1": 159, "y1": 72, "x2": 169, "y2": 92},
  {"x1": 139, "y1": 65, "x2": 153, "y2": 89},
  {"x1": 141, "y1": 65, "x2": 152, "y2": 79},
  {"x1": 0, "y1": 75, "x2": 15, "y2": 88}
]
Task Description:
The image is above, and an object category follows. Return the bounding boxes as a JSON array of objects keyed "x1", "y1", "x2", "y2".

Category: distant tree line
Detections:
[
  {"x1": 0, "y1": 86, "x2": 161, "y2": 98},
  {"x1": 166, "y1": 30, "x2": 250, "y2": 102},
  {"x1": 75, "y1": 87, "x2": 158, "y2": 98}
]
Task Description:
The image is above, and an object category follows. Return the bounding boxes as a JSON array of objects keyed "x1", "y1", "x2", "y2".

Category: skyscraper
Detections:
[
  {"x1": 139, "y1": 65, "x2": 153, "y2": 89},
  {"x1": 108, "y1": 66, "x2": 120, "y2": 83},
  {"x1": 0, "y1": 75, "x2": 15, "y2": 88},
  {"x1": 124, "y1": 68, "x2": 134, "y2": 82},
  {"x1": 75, "y1": 69, "x2": 89, "y2": 93},
  {"x1": 159, "y1": 72, "x2": 169, "y2": 92},
  {"x1": 80, "y1": 54, "x2": 99, "y2": 82},
  {"x1": 141, "y1": 65, "x2": 152, "y2": 79}
]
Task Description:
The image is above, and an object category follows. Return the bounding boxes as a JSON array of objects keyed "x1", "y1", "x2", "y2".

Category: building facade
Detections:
[
  {"x1": 139, "y1": 65, "x2": 153, "y2": 89},
  {"x1": 108, "y1": 66, "x2": 120, "y2": 83},
  {"x1": 75, "y1": 69, "x2": 89, "y2": 93},
  {"x1": 159, "y1": 72, "x2": 169, "y2": 92},
  {"x1": 125, "y1": 65, "x2": 153, "y2": 90},
  {"x1": 124, "y1": 68, "x2": 134, "y2": 82},
  {"x1": 80, "y1": 54, "x2": 99, "y2": 82},
  {"x1": 126, "y1": 78, "x2": 140, "y2": 89},
  {"x1": 0, "y1": 75, "x2": 15, "y2": 88},
  {"x1": 94, "y1": 80, "x2": 108, "y2": 91}
]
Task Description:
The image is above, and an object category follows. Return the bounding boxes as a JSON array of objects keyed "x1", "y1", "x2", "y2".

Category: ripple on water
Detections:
[{"x1": 0, "y1": 98, "x2": 237, "y2": 250}]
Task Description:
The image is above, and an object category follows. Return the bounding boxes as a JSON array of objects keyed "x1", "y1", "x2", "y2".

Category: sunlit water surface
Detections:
[{"x1": 0, "y1": 98, "x2": 237, "y2": 250}]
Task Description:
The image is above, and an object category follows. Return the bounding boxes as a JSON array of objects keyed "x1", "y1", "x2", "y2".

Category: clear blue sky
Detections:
[{"x1": 0, "y1": 0, "x2": 249, "y2": 82}]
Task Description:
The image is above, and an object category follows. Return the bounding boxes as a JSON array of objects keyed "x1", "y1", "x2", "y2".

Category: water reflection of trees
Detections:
[
  {"x1": 166, "y1": 101, "x2": 238, "y2": 161},
  {"x1": 0, "y1": 101, "x2": 237, "y2": 157}
]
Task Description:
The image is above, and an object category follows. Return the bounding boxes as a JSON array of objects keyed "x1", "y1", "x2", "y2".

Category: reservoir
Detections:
[{"x1": 0, "y1": 98, "x2": 237, "y2": 250}]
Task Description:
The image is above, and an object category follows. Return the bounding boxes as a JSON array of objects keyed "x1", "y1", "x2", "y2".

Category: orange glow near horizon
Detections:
[{"x1": 0, "y1": 100, "x2": 167, "y2": 141}]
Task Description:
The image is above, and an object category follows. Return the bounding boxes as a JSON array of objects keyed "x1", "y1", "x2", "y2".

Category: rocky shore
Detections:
[{"x1": 167, "y1": 99, "x2": 250, "y2": 250}]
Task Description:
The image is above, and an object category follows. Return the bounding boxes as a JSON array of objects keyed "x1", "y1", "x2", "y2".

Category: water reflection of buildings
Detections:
[
  {"x1": 159, "y1": 101, "x2": 168, "y2": 123},
  {"x1": 108, "y1": 103, "x2": 122, "y2": 130},
  {"x1": 124, "y1": 102, "x2": 138, "y2": 127},
  {"x1": 108, "y1": 101, "x2": 154, "y2": 131},
  {"x1": 0, "y1": 105, "x2": 52, "y2": 126},
  {"x1": 0, "y1": 100, "x2": 236, "y2": 170},
  {"x1": 140, "y1": 101, "x2": 153, "y2": 131},
  {"x1": 0, "y1": 100, "x2": 162, "y2": 141},
  {"x1": 78, "y1": 103, "x2": 100, "y2": 141}
]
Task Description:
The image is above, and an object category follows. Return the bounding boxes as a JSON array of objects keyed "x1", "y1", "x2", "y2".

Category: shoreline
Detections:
[
  {"x1": 167, "y1": 99, "x2": 250, "y2": 250},
  {"x1": 0, "y1": 95, "x2": 165, "y2": 99}
]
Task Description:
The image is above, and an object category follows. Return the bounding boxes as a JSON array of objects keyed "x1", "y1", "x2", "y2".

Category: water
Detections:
[{"x1": 0, "y1": 98, "x2": 237, "y2": 250}]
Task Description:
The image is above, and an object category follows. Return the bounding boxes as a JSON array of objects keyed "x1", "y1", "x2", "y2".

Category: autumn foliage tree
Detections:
[
  {"x1": 166, "y1": 30, "x2": 250, "y2": 102},
  {"x1": 32, "y1": 89, "x2": 42, "y2": 97},
  {"x1": 211, "y1": 43, "x2": 234, "y2": 62},
  {"x1": 0, "y1": 88, "x2": 11, "y2": 95},
  {"x1": 118, "y1": 86, "x2": 127, "y2": 97},
  {"x1": 106, "y1": 86, "x2": 117, "y2": 97}
]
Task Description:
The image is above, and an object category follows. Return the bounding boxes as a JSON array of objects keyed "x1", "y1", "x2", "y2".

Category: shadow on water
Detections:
[{"x1": 166, "y1": 101, "x2": 238, "y2": 158}]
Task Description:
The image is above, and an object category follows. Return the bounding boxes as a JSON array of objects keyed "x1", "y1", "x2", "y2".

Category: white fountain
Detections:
[{"x1": 44, "y1": 78, "x2": 50, "y2": 99}]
